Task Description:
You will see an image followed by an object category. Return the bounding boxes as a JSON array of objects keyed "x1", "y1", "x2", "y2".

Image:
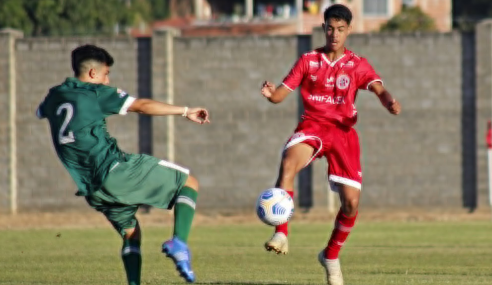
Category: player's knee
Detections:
[
  {"x1": 184, "y1": 175, "x2": 199, "y2": 192},
  {"x1": 123, "y1": 225, "x2": 141, "y2": 240},
  {"x1": 341, "y1": 198, "x2": 359, "y2": 217}
]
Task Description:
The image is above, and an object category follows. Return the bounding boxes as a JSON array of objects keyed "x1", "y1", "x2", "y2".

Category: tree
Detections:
[
  {"x1": 453, "y1": 0, "x2": 492, "y2": 31},
  {"x1": 147, "y1": 0, "x2": 170, "y2": 20},
  {"x1": 380, "y1": 6, "x2": 436, "y2": 33},
  {"x1": 0, "y1": 0, "x2": 33, "y2": 35},
  {"x1": 0, "y1": 0, "x2": 153, "y2": 36}
]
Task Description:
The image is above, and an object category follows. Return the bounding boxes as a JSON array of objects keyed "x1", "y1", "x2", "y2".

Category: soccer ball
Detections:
[{"x1": 256, "y1": 188, "x2": 294, "y2": 226}]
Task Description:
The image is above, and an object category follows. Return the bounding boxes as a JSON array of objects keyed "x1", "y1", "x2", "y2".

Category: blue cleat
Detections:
[{"x1": 162, "y1": 237, "x2": 195, "y2": 283}]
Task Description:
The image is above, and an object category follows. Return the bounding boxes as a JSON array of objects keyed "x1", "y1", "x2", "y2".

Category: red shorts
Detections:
[{"x1": 284, "y1": 120, "x2": 362, "y2": 191}]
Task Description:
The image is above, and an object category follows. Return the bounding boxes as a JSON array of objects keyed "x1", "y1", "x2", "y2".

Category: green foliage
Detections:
[
  {"x1": 0, "y1": 0, "x2": 33, "y2": 35},
  {"x1": 0, "y1": 0, "x2": 160, "y2": 37},
  {"x1": 148, "y1": 0, "x2": 170, "y2": 20},
  {"x1": 380, "y1": 6, "x2": 436, "y2": 33},
  {"x1": 454, "y1": 0, "x2": 492, "y2": 31}
]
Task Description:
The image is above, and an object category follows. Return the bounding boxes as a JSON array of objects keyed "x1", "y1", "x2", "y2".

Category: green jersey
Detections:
[{"x1": 37, "y1": 77, "x2": 136, "y2": 196}]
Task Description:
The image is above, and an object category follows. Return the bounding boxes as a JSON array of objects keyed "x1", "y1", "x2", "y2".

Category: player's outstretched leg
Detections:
[
  {"x1": 122, "y1": 224, "x2": 142, "y2": 285},
  {"x1": 162, "y1": 175, "x2": 199, "y2": 283},
  {"x1": 319, "y1": 184, "x2": 360, "y2": 285},
  {"x1": 265, "y1": 143, "x2": 314, "y2": 255}
]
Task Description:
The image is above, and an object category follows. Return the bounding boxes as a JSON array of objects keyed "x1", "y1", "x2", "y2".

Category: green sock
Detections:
[
  {"x1": 174, "y1": 186, "x2": 198, "y2": 243},
  {"x1": 121, "y1": 239, "x2": 141, "y2": 285}
]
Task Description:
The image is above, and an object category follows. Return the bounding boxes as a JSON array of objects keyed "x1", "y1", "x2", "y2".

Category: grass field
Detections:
[{"x1": 2, "y1": 220, "x2": 492, "y2": 285}]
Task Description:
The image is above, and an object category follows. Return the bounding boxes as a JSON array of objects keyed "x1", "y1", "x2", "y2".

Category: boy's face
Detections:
[
  {"x1": 322, "y1": 18, "x2": 352, "y2": 52},
  {"x1": 89, "y1": 64, "x2": 110, "y2": 85}
]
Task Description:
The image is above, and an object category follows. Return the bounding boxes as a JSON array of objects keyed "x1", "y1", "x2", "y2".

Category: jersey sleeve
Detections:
[
  {"x1": 96, "y1": 85, "x2": 136, "y2": 116},
  {"x1": 36, "y1": 99, "x2": 46, "y2": 119},
  {"x1": 282, "y1": 55, "x2": 308, "y2": 91},
  {"x1": 356, "y1": 58, "x2": 383, "y2": 90}
]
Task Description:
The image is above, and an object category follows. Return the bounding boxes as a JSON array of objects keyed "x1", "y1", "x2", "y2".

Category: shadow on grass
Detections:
[
  {"x1": 195, "y1": 283, "x2": 286, "y2": 285},
  {"x1": 193, "y1": 283, "x2": 322, "y2": 285}
]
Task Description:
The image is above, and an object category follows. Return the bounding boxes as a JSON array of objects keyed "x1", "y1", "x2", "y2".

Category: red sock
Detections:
[
  {"x1": 275, "y1": 190, "x2": 294, "y2": 236},
  {"x1": 325, "y1": 208, "x2": 357, "y2": 260}
]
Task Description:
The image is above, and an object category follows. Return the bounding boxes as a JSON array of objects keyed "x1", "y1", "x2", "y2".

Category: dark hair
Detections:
[
  {"x1": 71, "y1": 44, "x2": 114, "y2": 76},
  {"x1": 323, "y1": 4, "x2": 352, "y2": 25}
]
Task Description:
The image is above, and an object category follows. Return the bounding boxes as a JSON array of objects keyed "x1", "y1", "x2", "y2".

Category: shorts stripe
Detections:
[
  {"x1": 122, "y1": 246, "x2": 141, "y2": 255},
  {"x1": 328, "y1": 175, "x2": 361, "y2": 190},
  {"x1": 284, "y1": 135, "x2": 323, "y2": 167},
  {"x1": 177, "y1": 196, "x2": 196, "y2": 209},
  {"x1": 158, "y1": 160, "x2": 190, "y2": 175},
  {"x1": 109, "y1": 162, "x2": 120, "y2": 172}
]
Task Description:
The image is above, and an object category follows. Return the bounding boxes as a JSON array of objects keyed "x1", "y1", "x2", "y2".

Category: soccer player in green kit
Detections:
[{"x1": 36, "y1": 45, "x2": 210, "y2": 284}]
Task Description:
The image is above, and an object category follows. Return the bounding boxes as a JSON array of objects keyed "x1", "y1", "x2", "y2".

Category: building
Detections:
[
  {"x1": 132, "y1": 0, "x2": 451, "y2": 37},
  {"x1": 336, "y1": 0, "x2": 452, "y2": 33}
]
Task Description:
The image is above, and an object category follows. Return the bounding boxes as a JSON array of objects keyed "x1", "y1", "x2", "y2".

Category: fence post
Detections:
[
  {"x1": 152, "y1": 27, "x2": 180, "y2": 162},
  {"x1": 0, "y1": 28, "x2": 23, "y2": 214},
  {"x1": 476, "y1": 20, "x2": 492, "y2": 210},
  {"x1": 487, "y1": 121, "x2": 492, "y2": 207}
]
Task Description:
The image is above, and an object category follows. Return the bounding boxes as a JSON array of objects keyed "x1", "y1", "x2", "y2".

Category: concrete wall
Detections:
[
  {"x1": 476, "y1": 21, "x2": 492, "y2": 208},
  {"x1": 14, "y1": 37, "x2": 141, "y2": 211},
  {"x1": 0, "y1": 30, "x2": 16, "y2": 212},
  {"x1": 2, "y1": 24, "x2": 492, "y2": 212},
  {"x1": 170, "y1": 35, "x2": 299, "y2": 208},
  {"x1": 312, "y1": 30, "x2": 466, "y2": 207}
]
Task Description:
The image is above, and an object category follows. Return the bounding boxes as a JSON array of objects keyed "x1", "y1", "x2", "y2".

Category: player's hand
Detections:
[
  {"x1": 186, "y1": 107, "x2": 210, "y2": 124},
  {"x1": 386, "y1": 99, "x2": 401, "y2": 115},
  {"x1": 261, "y1": 81, "x2": 276, "y2": 99}
]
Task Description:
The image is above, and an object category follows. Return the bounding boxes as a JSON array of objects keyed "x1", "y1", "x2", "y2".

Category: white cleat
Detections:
[
  {"x1": 264, "y1": 232, "x2": 289, "y2": 255},
  {"x1": 318, "y1": 251, "x2": 344, "y2": 285}
]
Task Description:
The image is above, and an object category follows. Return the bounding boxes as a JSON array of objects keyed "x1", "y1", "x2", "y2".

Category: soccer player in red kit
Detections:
[{"x1": 260, "y1": 4, "x2": 401, "y2": 285}]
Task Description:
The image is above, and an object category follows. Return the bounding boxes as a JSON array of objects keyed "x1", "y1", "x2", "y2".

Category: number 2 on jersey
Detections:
[{"x1": 56, "y1": 103, "x2": 75, "y2": 144}]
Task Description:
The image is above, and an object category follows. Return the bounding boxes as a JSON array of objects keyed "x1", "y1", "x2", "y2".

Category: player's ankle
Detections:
[{"x1": 275, "y1": 225, "x2": 288, "y2": 236}]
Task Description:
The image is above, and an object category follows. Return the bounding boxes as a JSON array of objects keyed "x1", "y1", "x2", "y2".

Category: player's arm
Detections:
[
  {"x1": 369, "y1": 82, "x2": 401, "y2": 115},
  {"x1": 261, "y1": 82, "x2": 292, "y2": 104},
  {"x1": 262, "y1": 55, "x2": 306, "y2": 104},
  {"x1": 128, "y1": 98, "x2": 210, "y2": 124}
]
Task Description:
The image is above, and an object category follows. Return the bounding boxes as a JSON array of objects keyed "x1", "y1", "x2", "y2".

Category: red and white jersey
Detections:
[{"x1": 282, "y1": 48, "x2": 382, "y2": 127}]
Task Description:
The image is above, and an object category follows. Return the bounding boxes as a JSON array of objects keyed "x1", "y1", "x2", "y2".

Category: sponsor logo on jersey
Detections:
[
  {"x1": 307, "y1": 94, "x2": 345, "y2": 104},
  {"x1": 358, "y1": 171, "x2": 362, "y2": 177},
  {"x1": 341, "y1": 61, "x2": 354, "y2": 68},
  {"x1": 325, "y1": 76, "x2": 335, "y2": 88},
  {"x1": 117, "y1": 88, "x2": 128, "y2": 98},
  {"x1": 310, "y1": 75, "x2": 317, "y2": 82},
  {"x1": 336, "y1": 75, "x2": 350, "y2": 90},
  {"x1": 309, "y1": 61, "x2": 320, "y2": 68}
]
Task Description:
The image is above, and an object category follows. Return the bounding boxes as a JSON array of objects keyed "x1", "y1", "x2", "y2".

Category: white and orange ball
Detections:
[{"x1": 256, "y1": 188, "x2": 294, "y2": 226}]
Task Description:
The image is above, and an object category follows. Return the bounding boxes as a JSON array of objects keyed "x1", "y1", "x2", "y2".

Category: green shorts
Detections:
[{"x1": 85, "y1": 154, "x2": 189, "y2": 236}]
